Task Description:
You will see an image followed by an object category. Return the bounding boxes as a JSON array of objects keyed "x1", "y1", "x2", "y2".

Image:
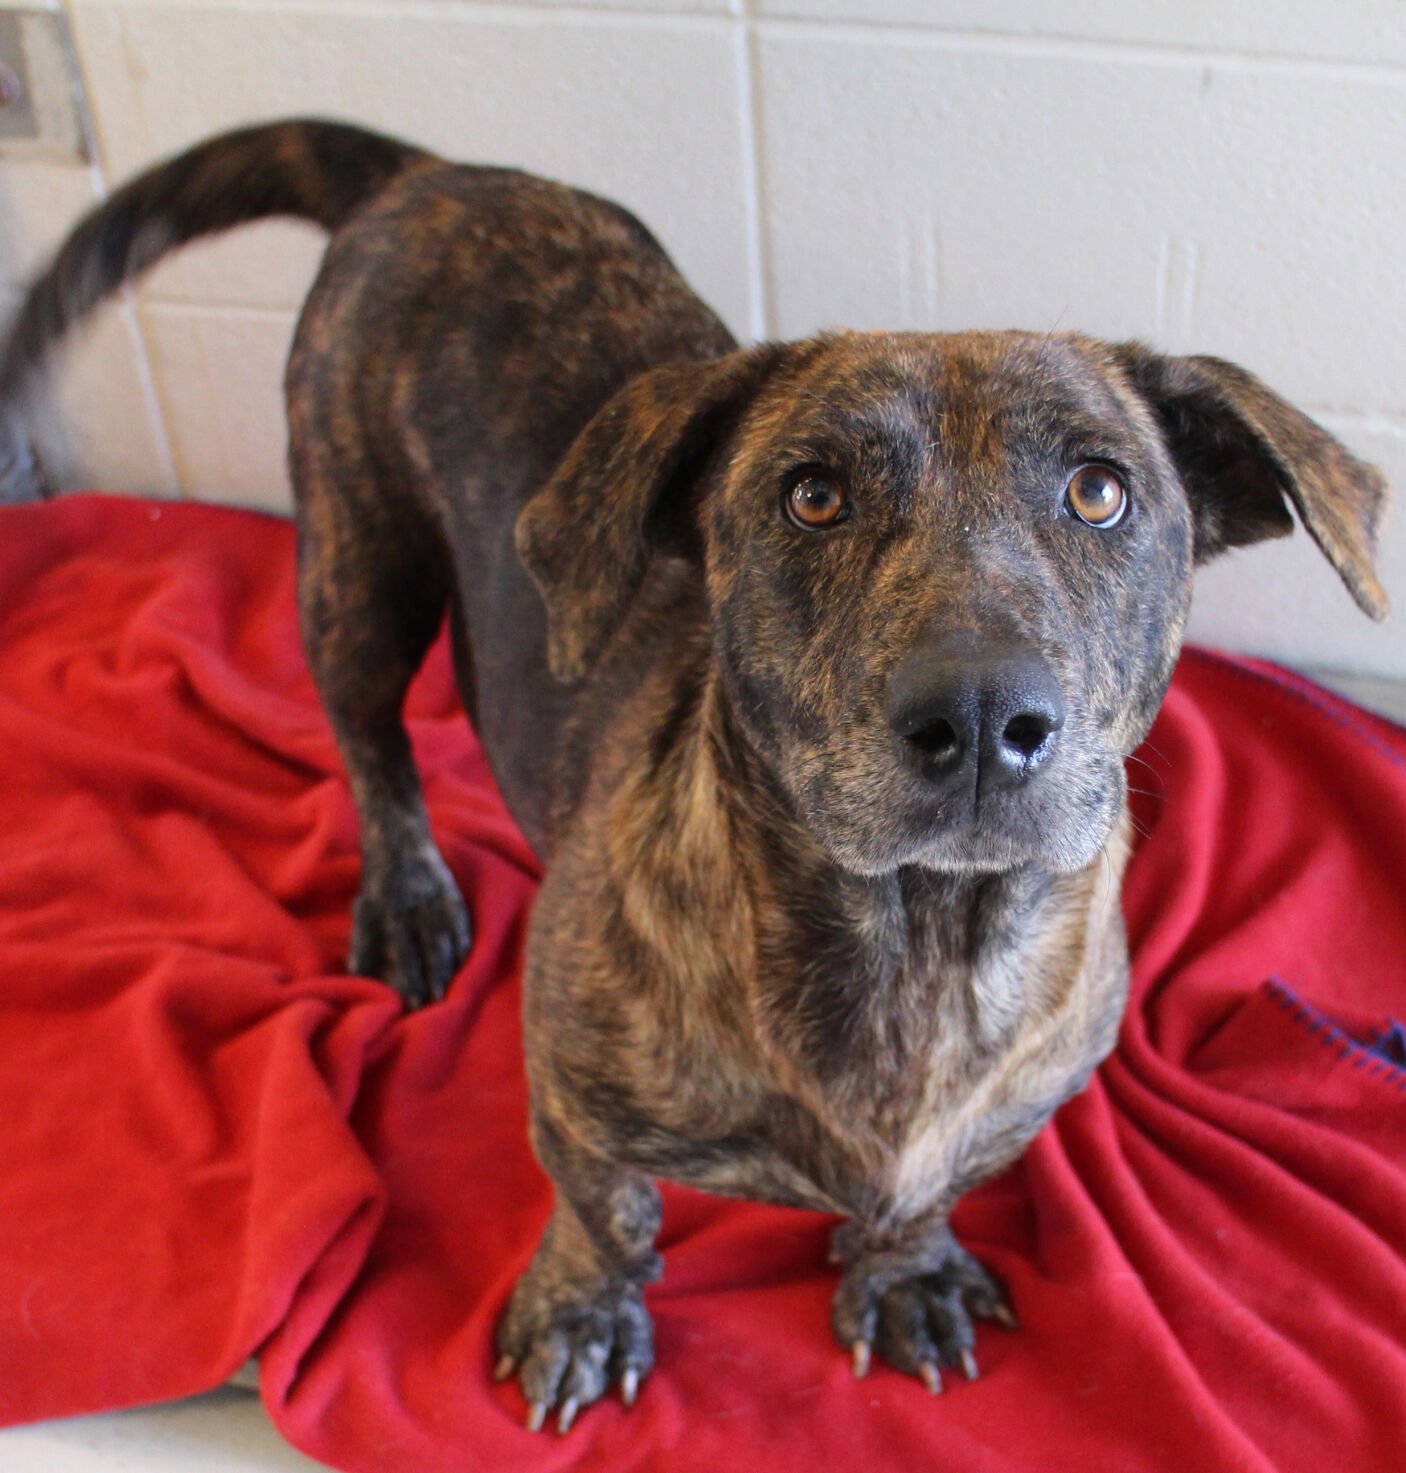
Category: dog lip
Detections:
[
  {"x1": 897, "y1": 814, "x2": 1109, "y2": 875},
  {"x1": 814, "y1": 751, "x2": 1118, "y2": 876}
]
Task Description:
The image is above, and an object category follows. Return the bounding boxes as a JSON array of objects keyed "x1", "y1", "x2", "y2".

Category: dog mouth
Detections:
[{"x1": 797, "y1": 738, "x2": 1125, "y2": 878}]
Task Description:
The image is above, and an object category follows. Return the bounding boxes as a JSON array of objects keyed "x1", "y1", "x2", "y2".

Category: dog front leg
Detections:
[
  {"x1": 829, "y1": 1213, "x2": 1017, "y2": 1391},
  {"x1": 496, "y1": 1113, "x2": 661, "y2": 1433},
  {"x1": 296, "y1": 505, "x2": 470, "y2": 1008}
]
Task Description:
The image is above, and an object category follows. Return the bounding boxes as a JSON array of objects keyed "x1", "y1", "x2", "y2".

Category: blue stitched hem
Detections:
[{"x1": 1264, "y1": 978, "x2": 1406, "y2": 1092}]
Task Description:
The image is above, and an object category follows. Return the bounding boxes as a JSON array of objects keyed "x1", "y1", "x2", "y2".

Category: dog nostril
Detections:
[
  {"x1": 1002, "y1": 713, "x2": 1053, "y2": 760},
  {"x1": 906, "y1": 716, "x2": 962, "y2": 766}
]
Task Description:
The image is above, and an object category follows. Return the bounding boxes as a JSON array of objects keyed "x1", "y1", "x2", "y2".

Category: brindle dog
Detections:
[{"x1": 1, "y1": 120, "x2": 1388, "y2": 1432}]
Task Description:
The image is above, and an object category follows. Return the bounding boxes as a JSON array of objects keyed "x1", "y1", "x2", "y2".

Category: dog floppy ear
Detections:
[
  {"x1": 517, "y1": 344, "x2": 787, "y2": 681},
  {"x1": 1115, "y1": 345, "x2": 1389, "y2": 620}
]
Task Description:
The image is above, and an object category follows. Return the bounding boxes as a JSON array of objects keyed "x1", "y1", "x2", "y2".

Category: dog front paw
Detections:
[
  {"x1": 831, "y1": 1234, "x2": 1016, "y2": 1392},
  {"x1": 495, "y1": 1274, "x2": 654, "y2": 1433},
  {"x1": 349, "y1": 848, "x2": 470, "y2": 1008}
]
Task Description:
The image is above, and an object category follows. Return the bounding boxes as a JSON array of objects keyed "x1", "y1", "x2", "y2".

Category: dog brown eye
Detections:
[
  {"x1": 785, "y1": 475, "x2": 848, "y2": 530},
  {"x1": 1065, "y1": 465, "x2": 1127, "y2": 528}
]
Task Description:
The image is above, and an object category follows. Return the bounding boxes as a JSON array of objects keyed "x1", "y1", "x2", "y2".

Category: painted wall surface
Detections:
[{"x1": 0, "y1": 0, "x2": 1401, "y2": 677}]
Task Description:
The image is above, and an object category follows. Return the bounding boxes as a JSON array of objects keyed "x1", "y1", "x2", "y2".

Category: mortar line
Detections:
[{"x1": 736, "y1": 0, "x2": 772, "y2": 341}]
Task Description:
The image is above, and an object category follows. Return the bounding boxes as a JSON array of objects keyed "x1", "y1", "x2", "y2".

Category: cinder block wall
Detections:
[{"x1": 1, "y1": 0, "x2": 1402, "y2": 679}]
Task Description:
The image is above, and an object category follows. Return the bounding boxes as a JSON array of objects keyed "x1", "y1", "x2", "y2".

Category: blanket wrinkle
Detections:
[{"x1": 0, "y1": 496, "x2": 1402, "y2": 1471}]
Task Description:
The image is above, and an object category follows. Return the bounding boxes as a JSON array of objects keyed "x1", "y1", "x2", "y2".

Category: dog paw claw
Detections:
[
  {"x1": 498, "y1": 1277, "x2": 654, "y2": 1434},
  {"x1": 831, "y1": 1237, "x2": 1012, "y2": 1390}
]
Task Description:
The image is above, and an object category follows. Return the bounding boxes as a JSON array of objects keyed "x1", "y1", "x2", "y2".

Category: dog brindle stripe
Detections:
[{"x1": 1, "y1": 120, "x2": 1388, "y2": 1431}]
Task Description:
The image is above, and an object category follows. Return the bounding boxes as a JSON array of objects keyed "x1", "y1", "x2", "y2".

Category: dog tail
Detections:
[{"x1": 0, "y1": 118, "x2": 428, "y2": 499}]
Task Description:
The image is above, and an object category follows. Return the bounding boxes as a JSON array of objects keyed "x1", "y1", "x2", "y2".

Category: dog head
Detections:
[{"x1": 518, "y1": 330, "x2": 1387, "y2": 877}]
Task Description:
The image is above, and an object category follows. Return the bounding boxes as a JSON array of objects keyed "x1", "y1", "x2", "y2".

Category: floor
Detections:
[{"x1": 0, "y1": 1386, "x2": 324, "y2": 1472}]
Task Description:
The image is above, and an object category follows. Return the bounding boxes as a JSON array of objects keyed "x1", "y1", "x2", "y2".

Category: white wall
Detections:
[{"x1": 1, "y1": 0, "x2": 1402, "y2": 679}]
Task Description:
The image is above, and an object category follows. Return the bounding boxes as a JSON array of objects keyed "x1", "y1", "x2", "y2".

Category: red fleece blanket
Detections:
[{"x1": 1, "y1": 495, "x2": 1403, "y2": 1472}]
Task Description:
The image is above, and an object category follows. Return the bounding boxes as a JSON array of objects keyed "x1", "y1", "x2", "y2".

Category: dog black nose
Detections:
[{"x1": 887, "y1": 641, "x2": 1065, "y2": 790}]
